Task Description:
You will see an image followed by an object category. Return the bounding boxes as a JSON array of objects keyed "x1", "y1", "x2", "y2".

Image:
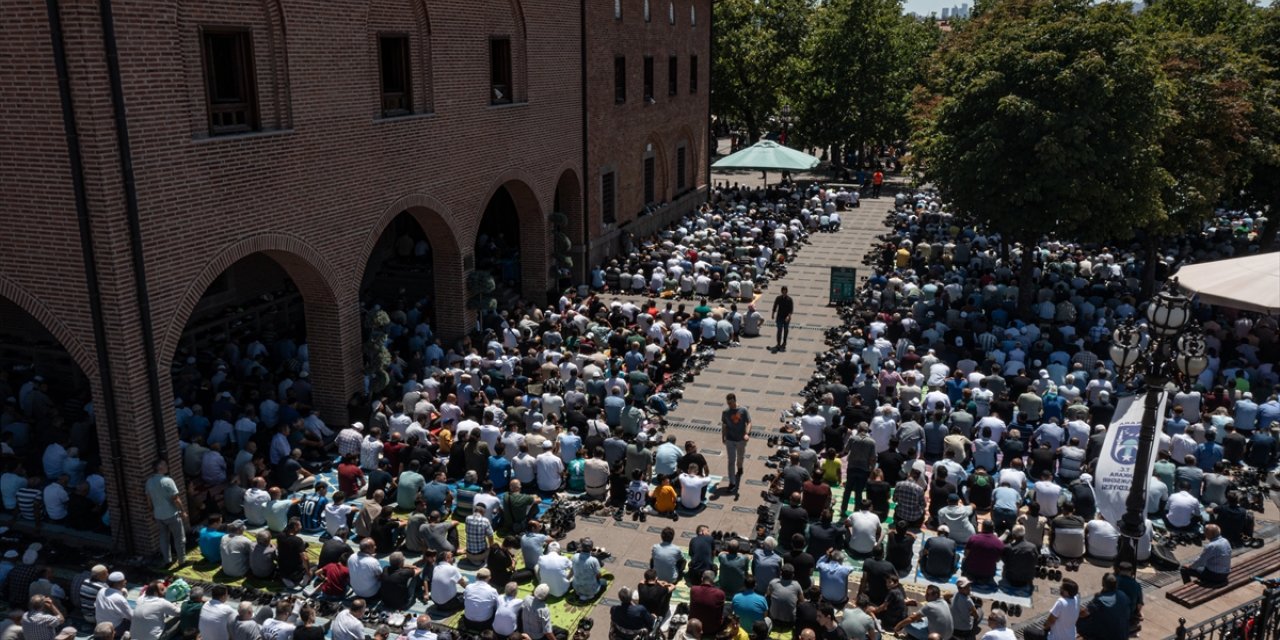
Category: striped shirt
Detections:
[{"x1": 16, "y1": 487, "x2": 42, "y2": 521}]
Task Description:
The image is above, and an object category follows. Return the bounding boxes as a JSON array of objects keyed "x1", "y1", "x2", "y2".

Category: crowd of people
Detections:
[
  {"x1": 638, "y1": 189, "x2": 1277, "y2": 640},
  {"x1": 0, "y1": 174, "x2": 1275, "y2": 640}
]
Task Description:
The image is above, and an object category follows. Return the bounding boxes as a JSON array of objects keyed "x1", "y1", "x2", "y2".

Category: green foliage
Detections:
[
  {"x1": 914, "y1": 0, "x2": 1170, "y2": 243},
  {"x1": 711, "y1": 0, "x2": 812, "y2": 142}
]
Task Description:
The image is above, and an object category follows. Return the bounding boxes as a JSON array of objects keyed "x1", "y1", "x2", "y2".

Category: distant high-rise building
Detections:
[
  {"x1": 959, "y1": 3, "x2": 970, "y2": 17},
  {"x1": 941, "y1": 7, "x2": 951, "y2": 18}
]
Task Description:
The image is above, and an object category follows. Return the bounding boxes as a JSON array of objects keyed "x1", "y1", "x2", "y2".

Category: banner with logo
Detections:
[{"x1": 1094, "y1": 391, "x2": 1167, "y2": 525}]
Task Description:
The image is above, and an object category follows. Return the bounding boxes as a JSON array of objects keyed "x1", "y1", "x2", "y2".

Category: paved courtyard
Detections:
[{"x1": 568, "y1": 174, "x2": 1280, "y2": 639}]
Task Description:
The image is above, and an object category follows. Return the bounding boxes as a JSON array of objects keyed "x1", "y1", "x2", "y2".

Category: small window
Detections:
[
  {"x1": 379, "y1": 35, "x2": 412, "y2": 116},
  {"x1": 676, "y1": 146, "x2": 687, "y2": 191},
  {"x1": 614, "y1": 56, "x2": 627, "y2": 104},
  {"x1": 691, "y1": 5, "x2": 696, "y2": 26},
  {"x1": 615, "y1": 0, "x2": 622, "y2": 19},
  {"x1": 644, "y1": 0, "x2": 651, "y2": 22},
  {"x1": 201, "y1": 29, "x2": 259, "y2": 135},
  {"x1": 643, "y1": 156, "x2": 656, "y2": 204},
  {"x1": 490, "y1": 37, "x2": 513, "y2": 105},
  {"x1": 601, "y1": 171, "x2": 617, "y2": 224},
  {"x1": 689, "y1": 55, "x2": 698, "y2": 93},
  {"x1": 669, "y1": 2, "x2": 675, "y2": 24},
  {"x1": 668, "y1": 56, "x2": 678, "y2": 96},
  {"x1": 643, "y1": 56, "x2": 654, "y2": 102}
]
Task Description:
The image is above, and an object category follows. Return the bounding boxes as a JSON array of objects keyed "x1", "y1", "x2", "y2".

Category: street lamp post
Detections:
[{"x1": 1108, "y1": 278, "x2": 1208, "y2": 567}]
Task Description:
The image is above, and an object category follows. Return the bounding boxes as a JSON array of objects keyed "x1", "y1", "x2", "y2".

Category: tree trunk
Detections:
[
  {"x1": 1259, "y1": 206, "x2": 1280, "y2": 251},
  {"x1": 744, "y1": 112, "x2": 761, "y2": 145},
  {"x1": 1140, "y1": 236, "x2": 1161, "y2": 299}
]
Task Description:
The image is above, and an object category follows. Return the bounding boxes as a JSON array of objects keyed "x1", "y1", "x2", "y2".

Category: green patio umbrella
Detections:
[{"x1": 712, "y1": 140, "x2": 821, "y2": 172}]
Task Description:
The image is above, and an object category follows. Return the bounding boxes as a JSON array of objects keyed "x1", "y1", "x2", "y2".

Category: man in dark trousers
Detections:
[{"x1": 772, "y1": 286, "x2": 794, "y2": 352}]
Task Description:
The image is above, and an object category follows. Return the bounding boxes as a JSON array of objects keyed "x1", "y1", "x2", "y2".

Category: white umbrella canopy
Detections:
[
  {"x1": 711, "y1": 140, "x2": 821, "y2": 172},
  {"x1": 1174, "y1": 251, "x2": 1280, "y2": 314}
]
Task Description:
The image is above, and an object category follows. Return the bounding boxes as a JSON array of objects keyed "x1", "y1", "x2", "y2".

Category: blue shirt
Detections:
[
  {"x1": 923, "y1": 422, "x2": 948, "y2": 455},
  {"x1": 993, "y1": 486, "x2": 1021, "y2": 512},
  {"x1": 1196, "y1": 442, "x2": 1224, "y2": 472},
  {"x1": 422, "y1": 481, "x2": 451, "y2": 513},
  {"x1": 815, "y1": 555, "x2": 855, "y2": 603},
  {"x1": 973, "y1": 439, "x2": 1000, "y2": 471},
  {"x1": 298, "y1": 495, "x2": 328, "y2": 532},
  {"x1": 489, "y1": 456, "x2": 513, "y2": 492},
  {"x1": 731, "y1": 592, "x2": 769, "y2": 628},
  {"x1": 1192, "y1": 537, "x2": 1232, "y2": 575},
  {"x1": 1234, "y1": 400, "x2": 1259, "y2": 432},
  {"x1": 198, "y1": 527, "x2": 226, "y2": 563},
  {"x1": 654, "y1": 443, "x2": 683, "y2": 476}
]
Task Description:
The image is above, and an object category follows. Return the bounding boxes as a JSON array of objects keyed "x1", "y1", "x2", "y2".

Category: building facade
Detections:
[{"x1": 0, "y1": 0, "x2": 708, "y2": 550}]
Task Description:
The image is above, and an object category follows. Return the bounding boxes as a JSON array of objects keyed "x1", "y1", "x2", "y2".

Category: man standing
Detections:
[
  {"x1": 721, "y1": 394, "x2": 751, "y2": 489},
  {"x1": 145, "y1": 460, "x2": 186, "y2": 567},
  {"x1": 842, "y1": 424, "x2": 877, "y2": 517},
  {"x1": 771, "y1": 287, "x2": 794, "y2": 352}
]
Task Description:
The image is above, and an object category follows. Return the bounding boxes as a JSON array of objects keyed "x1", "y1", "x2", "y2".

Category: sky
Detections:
[{"x1": 903, "y1": 0, "x2": 974, "y2": 16}]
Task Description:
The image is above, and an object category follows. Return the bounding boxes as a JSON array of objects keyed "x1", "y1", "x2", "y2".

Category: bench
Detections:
[{"x1": 1166, "y1": 545, "x2": 1280, "y2": 607}]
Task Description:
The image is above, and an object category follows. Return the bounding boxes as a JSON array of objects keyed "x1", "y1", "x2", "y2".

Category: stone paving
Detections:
[{"x1": 570, "y1": 173, "x2": 1280, "y2": 638}]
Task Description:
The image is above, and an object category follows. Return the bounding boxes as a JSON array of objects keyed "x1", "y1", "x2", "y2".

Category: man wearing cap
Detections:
[
  {"x1": 534, "y1": 440, "x2": 565, "y2": 495},
  {"x1": 93, "y1": 572, "x2": 132, "y2": 638},
  {"x1": 537, "y1": 542, "x2": 573, "y2": 598},
  {"x1": 521, "y1": 584, "x2": 555, "y2": 640}
]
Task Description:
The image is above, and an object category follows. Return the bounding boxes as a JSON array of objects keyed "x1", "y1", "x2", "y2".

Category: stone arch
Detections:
[
  {"x1": 643, "y1": 134, "x2": 671, "y2": 205},
  {"x1": 0, "y1": 273, "x2": 98, "y2": 380},
  {"x1": 675, "y1": 124, "x2": 701, "y2": 194},
  {"x1": 160, "y1": 233, "x2": 357, "y2": 425},
  {"x1": 553, "y1": 168, "x2": 585, "y2": 282},
  {"x1": 356, "y1": 194, "x2": 468, "y2": 338},
  {"x1": 477, "y1": 171, "x2": 547, "y2": 300}
]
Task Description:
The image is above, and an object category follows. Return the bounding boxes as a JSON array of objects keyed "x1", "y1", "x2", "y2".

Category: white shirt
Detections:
[
  {"x1": 261, "y1": 619, "x2": 296, "y2": 640},
  {"x1": 1085, "y1": 519, "x2": 1119, "y2": 559},
  {"x1": 132, "y1": 595, "x2": 181, "y2": 640},
  {"x1": 537, "y1": 552, "x2": 573, "y2": 597},
  {"x1": 348, "y1": 552, "x2": 384, "y2": 598},
  {"x1": 678, "y1": 474, "x2": 712, "y2": 509},
  {"x1": 199, "y1": 601, "x2": 238, "y2": 640},
  {"x1": 431, "y1": 563, "x2": 464, "y2": 604},
  {"x1": 493, "y1": 594, "x2": 523, "y2": 635},
  {"x1": 1047, "y1": 596, "x2": 1079, "y2": 640},
  {"x1": 42, "y1": 483, "x2": 69, "y2": 520},
  {"x1": 1033, "y1": 480, "x2": 1061, "y2": 517},
  {"x1": 329, "y1": 610, "x2": 365, "y2": 640},
  {"x1": 981, "y1": 627, "x2": 1018, "y2": 640},
  {"x1": 360, "y1": 436, "x2": 384, "y2": 470},
  {"x1": 1167, "y1": 491, "x2": 1200, "y2": 528},
  {"x1": 94, "y1": 587, "x2": 133, "y2": 627},
  {"x1": 463, "y1": 581, "x2": 500, "y2": 622},
  {"x1": 323, "y1": 503, "x2": 356, "y2": 536},
  {"x1": 535, "y1": 452, "x2": 565, "y2": 492},
  {"x1": 243, "y1": 488, "x2": 271, "y2": 526}
]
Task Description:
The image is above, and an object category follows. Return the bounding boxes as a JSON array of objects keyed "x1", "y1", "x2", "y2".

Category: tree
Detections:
[
  {"x1": 913, "y1": 0, "x2": 1170, "y2": 310},
  {"x1": 711, "y1": 0, "x2": 811, "y2": 144},
  {"x1": 790, "y1": 0, "x2": 937, "y2": 163}
]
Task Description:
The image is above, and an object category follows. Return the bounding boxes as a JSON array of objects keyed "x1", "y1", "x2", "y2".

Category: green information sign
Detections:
[{"x1": 829, "y1": 267, "x2": 858, "y2": 304}]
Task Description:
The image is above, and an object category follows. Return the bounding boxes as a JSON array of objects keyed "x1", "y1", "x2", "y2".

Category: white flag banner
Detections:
[{"x1": 1093, "y1": 390, "x2": 1168, "y2": 525}]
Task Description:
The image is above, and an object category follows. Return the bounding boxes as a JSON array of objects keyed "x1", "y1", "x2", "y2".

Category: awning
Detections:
[
  {"x1": 711, "y1": 140, "x2": 821, "y2": 172},
  {"x1": 1174, "y1": 251, "x2": 1280, "y2": 314}
]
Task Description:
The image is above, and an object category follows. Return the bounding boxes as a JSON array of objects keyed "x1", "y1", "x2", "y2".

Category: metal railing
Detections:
[{"x1": 1172, "y1": 584, "x2": 1280, "y2": 640}]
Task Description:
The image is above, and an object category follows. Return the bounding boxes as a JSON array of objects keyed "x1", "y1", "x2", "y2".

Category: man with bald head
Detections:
[{"x1": 1181, "y1": 524, "x2": 1231, "y2": 585}]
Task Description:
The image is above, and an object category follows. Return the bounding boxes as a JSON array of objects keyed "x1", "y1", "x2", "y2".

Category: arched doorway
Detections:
[
  {"x1": 474, "y1": 185, "x2": 524, "y2": 307},
  {"x1": 360, "y1": 211, "x2": 436, "y2": 328},
  {"x1": 167, "y1": 248, "x2": 347, "y2": 518},
  {"x1": 0, "y1": 296, "x2": 103, "y2": 536},
  {"x1": 553, "y1": 169, "x2": 584, "y2": 285}
]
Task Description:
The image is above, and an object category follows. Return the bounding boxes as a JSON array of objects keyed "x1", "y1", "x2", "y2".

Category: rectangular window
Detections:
[
  {"x1": 614, "y1": 56, "x2": 627, "y2": 104},
  {"x1": 644, "y1": 156, "x2": 656, "y2": 204},
  {"x1": 490, "y1": 37, "x2": 513, "y2": 104},
  {"x1": 643, "y1": 56, "x2": 654, "y2": 102},
  {"x1": 379, "y1": 35, "x2": 412, "y2": 116},
  {"x1": 676, "y1": 146, "x2": 687, "y2": 191},
  {"x1": 601, "y1": 171, "x2": 617, "y2": 224},
  {"x1": 689, "y1": 55, "x2": 698, "y2": 93},
  {"x1": 668, "y1": 55, "x2": 678, "y2": 96},
  {"x1": 201, "y1": 29, "x2": 259, "y2": 135}
]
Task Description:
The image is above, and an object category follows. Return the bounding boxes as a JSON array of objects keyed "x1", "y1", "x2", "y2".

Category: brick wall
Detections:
[
  {"x1": 584, "y1": 0, "x2": 712, "y2": 258},
  {"x1": 0, "y1": 0, "x2": 701, "y2": 551}
]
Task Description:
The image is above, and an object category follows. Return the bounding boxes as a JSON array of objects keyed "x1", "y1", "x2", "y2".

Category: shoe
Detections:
[
  {"x1": 673, "y1": 513, "x2": 679, "y2": 522},
  {"x1": 640, "y1": 511, "x2": 647, "y2": 522},
  {"x1": 614, "y1": 509, "x2": 623, "y2": 522}
]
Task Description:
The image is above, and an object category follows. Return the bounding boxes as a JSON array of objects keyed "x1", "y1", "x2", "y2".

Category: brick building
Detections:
[{"x1": 0, "y1": 0, "x2": 708, "y2": 550}]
